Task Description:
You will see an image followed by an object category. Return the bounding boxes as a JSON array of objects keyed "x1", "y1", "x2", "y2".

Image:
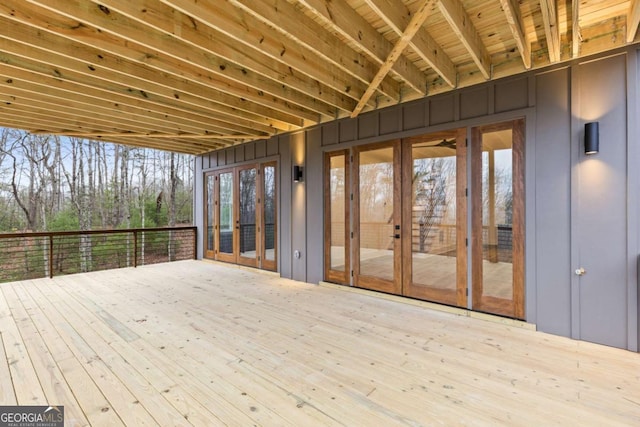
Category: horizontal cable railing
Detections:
[{"x1": 0, "y1": 226, "x2": 197, "y2": 284}]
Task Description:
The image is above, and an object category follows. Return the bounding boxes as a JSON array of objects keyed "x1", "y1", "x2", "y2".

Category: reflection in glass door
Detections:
[
  {"x1": 353, "y1": 142, "x2": 401, "y2": 294},
  {"x1": 324, "y1": 151, "x2": 350, "y2": 284},
  {"x1": 204, "y1": 173, "x2": 216, "y2": 259},
  {"x1": 471, "y1": 119, "x2": 525, "y2": 319},
  {"x1": 402, "y1": 130, "x2": 467, "y2": 307},
  {"x1": 217, "y1": 171, "x2": 235, "y2": 262},
  {"x1": 262, "y1": 163, "x2": 277, "y2": 271},
  {"x1": 238, "y1": 167, "x2": 258, "y2": 267},
  {"x1": 205, "y1": 163, "x2": 277, "y2": 271}
]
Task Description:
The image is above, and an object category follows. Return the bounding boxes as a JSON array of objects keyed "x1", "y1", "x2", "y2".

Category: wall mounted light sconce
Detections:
[
  {"x1": 293, "y1": 165, "x2": 304, "y2": 182},
  {"x1": 584, "y1": 122, "x2": 599, "y2": 155}
]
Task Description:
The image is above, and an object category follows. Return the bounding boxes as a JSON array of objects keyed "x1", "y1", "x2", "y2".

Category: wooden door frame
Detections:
[
  {"x1": 215, "y1": 168, "x2": 237, "y2": 264},
  {"x1": 203, "y1": 171, "x2": 216, "y2": 259},
  {"x1": 352, "y1": 140, "x2": 402, "y2": 294},
  {"x1": 236, "y1": 164, "x2": 260, "y2": 268},
  {"x1": 261, "y1": 161, "x2": 278, "y2": 271},
  {"x1": 401, "y1": 128, "x2": 468, "y2": 307},
  {"x1": 471, "y1": 118, "x2": 525, "y2": 319},
  {"x1": 324, "y1": 150, "x2": 351, "y2": 285}
]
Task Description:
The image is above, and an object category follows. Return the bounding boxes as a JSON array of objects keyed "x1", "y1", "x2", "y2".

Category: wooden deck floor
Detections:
[{"x1": 1, "y1": 260, "x2": 639, "y2": 426}]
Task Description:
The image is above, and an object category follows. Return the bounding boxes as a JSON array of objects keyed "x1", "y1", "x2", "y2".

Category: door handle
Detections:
[
  {"x1": 389, "y1": 234, "x2": 400, "y2": 239},
  {"x1": 575, "y1": 267, "x2": 586, "y2": 276}
]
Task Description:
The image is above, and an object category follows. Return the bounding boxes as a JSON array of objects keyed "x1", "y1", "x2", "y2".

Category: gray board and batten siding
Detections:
[{"x1": 195, "y1": 46, "x2": 640, "y2": 352}]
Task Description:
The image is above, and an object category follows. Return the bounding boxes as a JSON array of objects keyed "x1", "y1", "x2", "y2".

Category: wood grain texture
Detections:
[
  {"x1": 629, "y1": 0, "x2": 640, "y2": 42},
  {"x1": 0, "y1": 0, "x2": 634, "y2": 152},
  {"x1": 0, "y1": 261, "x2": 638, "y2": 425},
  {"x1": 324, "y1": 151, "x2": 350, "y2": 285}
]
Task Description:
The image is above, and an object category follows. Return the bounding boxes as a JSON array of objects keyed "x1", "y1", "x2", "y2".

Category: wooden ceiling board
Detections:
[{"x1": 0, "y1": 0, "x2": 634, "y2": 154}]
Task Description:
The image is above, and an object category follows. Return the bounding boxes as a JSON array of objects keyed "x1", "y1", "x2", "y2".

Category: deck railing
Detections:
[{"x1": 0, "y1": 226, "x2": 197, "y2": 284}]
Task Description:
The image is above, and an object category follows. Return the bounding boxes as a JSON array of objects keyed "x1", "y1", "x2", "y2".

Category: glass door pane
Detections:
[
  {"x1": 324, "y1": 151, "x2": 350, "y2": 284},
  {"x1": 402, "y1": 131, "x2": 466, "y2": 307},
  {"x1": 472, "y1": 120, "x2": 525, "y2": 319},
  {"x1": 205, "y1": 173, "x2": 215, "y2": 258},
  {"x1": 238, "y1": 167, "x2": 258, "y2": 266},
  {"x1": 218, "y1": 171, "x2": 234, "y2": 259},
  {"x1": 354, "y1": 142, "x2": 401, "y2": 294},
  {"x1": 262, "y1": 163, "x2": 277, "y2": 271}
]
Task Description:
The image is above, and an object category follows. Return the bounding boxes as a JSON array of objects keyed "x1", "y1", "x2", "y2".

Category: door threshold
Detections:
[
  {"x1": 201, "y1": 259, "x2": 280, "y2": 277},
  {"x1": 318, "y1": 281, "x2": 536, "y2": 331}
]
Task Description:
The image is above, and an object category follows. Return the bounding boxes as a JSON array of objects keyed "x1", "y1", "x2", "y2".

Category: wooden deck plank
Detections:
[
  {"x1": 0, "y1": 281, "x2": 18, "y2": 406},
  {"x1": 57, "y1": 273, "x2": 355, "y2": 426},
  {"x1": 6, "y1": 280, "x2": 122, "y2": 426},
  {"x1": 18, "y1": 280, "x2": 152, "y2": 426},
  {"x1": 0, "y1": 284, "x2": 47, "y2": 405},
  {"x1": 4, "y1": 283, "x2": 89, "y2": 426},
  {"x1": 48, "y1": 275, "x2": 261, "y2": 426},
  {"x1": 85, "y1": 264, "x2": 640, "y2": 424},
  {"x1": 30, "y1": 279, "x2": 194, "y2": 427},
  {"x1": 59, "y1": 268, "x2": 451, "y2": 425},
  {"x1": 1, "y1": 260, "x2": 639, "y2": 426},
  {"x1": 59, "y1": 262, "x2": 640, "y2": 425}
]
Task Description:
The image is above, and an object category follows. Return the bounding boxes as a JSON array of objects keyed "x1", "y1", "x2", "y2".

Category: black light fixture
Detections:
[
  {"x1": 293, "y1": 165, "x2": 304, "y2": 182},
  {"x1": 584, "y1": 122, "x2": 599, "y2": 155}
]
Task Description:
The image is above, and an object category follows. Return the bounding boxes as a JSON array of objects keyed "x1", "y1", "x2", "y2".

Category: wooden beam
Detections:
[
  {"x1": 351, "y1": 0, "x2": 435, "y2": 117},
  {"x1": 38, "y1": 132, "x2": 258, "y2": 140},
  {"x1": 572, "y1": 0, "x2": 581, "y2": 58},
  {"x1": 160, "y1": 0, "x2": 392, "y2": 105},
  {"x1": 90, "y1": 0, "x2": 359, "y2": 115},
  {"x1": 0, "y1": 40, "x2": 274, "y2": 136},
  {"x1": 0, "y1": 116, "x2": 208, "y2": 154},
  {"x1": 437, "y1": 0, "x2": 492, "y2": 79},
  {"x1": 2, "y1": 0, "x2": 305, "y2": 129},
  {"x1": 0, "y1": 56, "x2": 270, "y2": 137},
  {"x1": 539, "y1": 0, "x2": 561, "y2": 63},
  {"x1": 23, "y1": 0, "x2": 325, "y2": 122},
  {"x1": 0, "y1": 14, "x2": 288, "y2": 133},
  {"x1": 224, "y1": 0, "x2": 412, "y2": 99},
  {"x1": 361, "y1": 0, "x2": 456, "y2": 87},
  {"x1": 628, "y1": 0, "x2": 640, "y2": 43},
  {"x1": 295, "y1": 0, "x2": 428, "y2": 95},
  {"x1": 0, "y1": 95, "x2": 180, "y2": 136},
  {"x1": 84, "y1": 137, "x2": 216, "y2": 154},
  {"x1": 498, "y1": 0, "x2": 531, "y2": 68}
]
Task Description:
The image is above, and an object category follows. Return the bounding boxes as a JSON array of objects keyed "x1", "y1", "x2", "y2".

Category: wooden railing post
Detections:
[
  {"x1": 49, "y1": 234, "x2": 54, "y2": 279},
  {"x1": 133, "y1": 230, "x2": 138, "y2": 268},
  {"x1": 193, "y1": 228, "x2": 197, "y2": 260}
]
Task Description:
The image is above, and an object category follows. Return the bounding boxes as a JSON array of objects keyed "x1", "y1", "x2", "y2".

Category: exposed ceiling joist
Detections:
[
  {"x1": 40, "y1": 132, "x2": 256, "y2": 140},
  {"x1": 89, "y1": 0, "x2": 359, "y2": 115},
  {"x1": 540, "y1": 0, "x2": 561, "y2": 63},
  {"x1": 437, "y1": 0, "x2": 492, "y2": 79},
  {"x1": 296, "y1": 0, "x2": 428, "y2": 95},
  {"x1": 2, "y1": 0, "x2": 305, "y2": 130},
  {"x1": 161, "y1": 0, "x2": 394, "y2": 105},
  {"x1": 352, "y1": 0, "x2": 436, "y2": 117},
  {"x1": 0, "y1": 0, "x2": 633, "y2": 155},
  {"x1": 25, "y1": 0, "x2": 324, "y2": 121},
  {"x1": 362, "y1": 0, "x2": 456, "y2": 87},
  {"x1": 572, "y1": 0, "x2": 581, "y2": 58},
  {"x1": 629, "y1": 0, "x2": 640, "y2": 42},
  {"x1": 499, "y1": 0, "x2": 531, "y2": 69}
]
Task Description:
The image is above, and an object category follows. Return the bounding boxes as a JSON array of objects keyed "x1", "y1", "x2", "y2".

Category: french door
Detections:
[
  {"x1": 352, "y1": 141, "x2": 402, "y2": 294},
  {"x1": 325, "y1": 120, "x2": 525, "y2": 319},
  {"x1": 471, "y1": 119, "x2": 525, "y2": 318},
  {"x1": 402, "y1": 129, "x2": 467, "y2": 307},
  {"x1": 204, "y1": 162, "x2": 277, "y2": 271}
]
